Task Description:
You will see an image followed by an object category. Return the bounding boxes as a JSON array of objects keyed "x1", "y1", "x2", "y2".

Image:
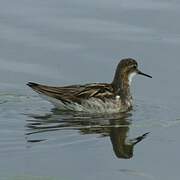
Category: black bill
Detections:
[{"x1": 137, "y1": 70, "x2": 152, "y2": 78}]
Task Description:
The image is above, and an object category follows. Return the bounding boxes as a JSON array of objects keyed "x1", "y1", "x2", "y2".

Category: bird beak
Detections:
[{"x1": 137, "y1": 70, "x2": 152, "y2": 78}]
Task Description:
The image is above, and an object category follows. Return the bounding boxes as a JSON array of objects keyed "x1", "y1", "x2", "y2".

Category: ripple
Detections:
[{"x1": 119, "y1": 169, "x2": 156, "y2": 180}]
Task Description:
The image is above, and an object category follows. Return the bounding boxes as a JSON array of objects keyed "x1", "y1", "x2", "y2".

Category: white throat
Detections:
[{"x1": 128, "y1": 72, "x2": 137, "y2": 85}]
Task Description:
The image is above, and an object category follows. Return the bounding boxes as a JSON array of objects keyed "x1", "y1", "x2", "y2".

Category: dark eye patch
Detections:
[{"x1": 130, "y1": 64, "x2": 137, "y2": 69}]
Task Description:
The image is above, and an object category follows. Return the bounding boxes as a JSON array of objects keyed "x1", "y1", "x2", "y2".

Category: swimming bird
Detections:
[{"x1": 27, "y1": 58, "x2": 152, "y2": 113}]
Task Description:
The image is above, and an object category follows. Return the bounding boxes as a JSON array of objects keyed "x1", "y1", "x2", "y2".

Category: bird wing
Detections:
[
  {"x1": 27, "y1": 82, "x2": 115, "y2": 103},
  {"x1": 75, "y1": 83, "x2": 115, "y2": 100}
]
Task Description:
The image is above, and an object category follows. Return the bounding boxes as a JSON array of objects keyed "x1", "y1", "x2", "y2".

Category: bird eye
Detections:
[{"x1": 133, "y1": 65, "x2": 137, "y2": 68}]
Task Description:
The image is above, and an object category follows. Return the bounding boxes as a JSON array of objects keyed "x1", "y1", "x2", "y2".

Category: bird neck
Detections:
[{"x1": 112, "y1": 73, "x2": 132, "y2": 105}]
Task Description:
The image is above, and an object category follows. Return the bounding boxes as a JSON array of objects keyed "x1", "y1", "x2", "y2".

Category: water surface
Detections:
[{"x1": 0, "y1": 0, "x2": 180, "y2": 180}]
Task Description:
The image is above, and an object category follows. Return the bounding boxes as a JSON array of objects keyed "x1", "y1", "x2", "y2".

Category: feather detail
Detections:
[{"x1": 27, "y1": 82, "x2": 115, "y2": 102}]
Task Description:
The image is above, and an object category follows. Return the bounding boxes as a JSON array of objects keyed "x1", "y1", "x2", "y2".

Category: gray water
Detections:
[{"x1": 0, "y1": 0, "x2": 180, "y2": 179}]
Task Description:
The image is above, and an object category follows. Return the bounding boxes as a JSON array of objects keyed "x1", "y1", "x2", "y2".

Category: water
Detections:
[{"x1": 0, "y1": 0, "x2": 180, "y2": 179}]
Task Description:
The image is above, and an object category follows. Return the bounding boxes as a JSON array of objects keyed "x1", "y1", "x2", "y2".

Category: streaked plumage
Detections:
[{"x1": 27, "y1": 58, "x2": 152, "y2": 113}]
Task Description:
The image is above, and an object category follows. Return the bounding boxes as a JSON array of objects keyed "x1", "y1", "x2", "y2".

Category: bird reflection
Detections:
[{"x1": 26, "y1": 109, "x2": 149, "y2": 159}]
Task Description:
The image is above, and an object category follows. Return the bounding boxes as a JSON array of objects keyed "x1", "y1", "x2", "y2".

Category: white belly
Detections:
[{"x1": 40, "y1": 94, "x2": 125, "y2": 113}]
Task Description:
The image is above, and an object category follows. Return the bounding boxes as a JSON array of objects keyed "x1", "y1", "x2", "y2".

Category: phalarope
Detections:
[{"x1": 27, "y1": 58, "x2": 152, "y2": 113}]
